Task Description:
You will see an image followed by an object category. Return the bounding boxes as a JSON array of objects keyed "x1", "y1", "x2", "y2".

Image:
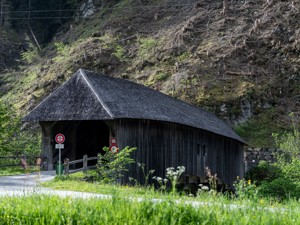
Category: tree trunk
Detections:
[{"x1": 223, "y1": 0, "x2": 229, "y2": 15}]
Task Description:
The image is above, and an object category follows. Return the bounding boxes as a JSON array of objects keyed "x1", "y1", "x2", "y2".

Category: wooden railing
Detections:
[
  {"x1": 64, "y1": 154, "x2": 98, "y2": 176},
  {"x1": 0, "y1": 155, "x2": 46, "y2": 169}
]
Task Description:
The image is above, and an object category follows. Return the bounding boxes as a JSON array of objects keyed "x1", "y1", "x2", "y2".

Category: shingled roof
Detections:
[{"x1": 23, "y1": 69, "x2": 244, "y2": 143}]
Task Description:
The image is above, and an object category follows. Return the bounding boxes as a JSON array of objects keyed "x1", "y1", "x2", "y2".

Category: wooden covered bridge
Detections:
[{"x1": 23, "y1": 69, "x2": 245, "y2": 186}]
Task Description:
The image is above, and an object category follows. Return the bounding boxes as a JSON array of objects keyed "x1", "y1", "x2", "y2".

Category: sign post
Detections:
[{"x1": 55, "y1": 133, "x2": 65, "y2": 175}]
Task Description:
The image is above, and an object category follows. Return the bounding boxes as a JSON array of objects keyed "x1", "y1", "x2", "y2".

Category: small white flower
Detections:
[{"x1": 202, "y1": 186, "x2": 209, "y2": 191}]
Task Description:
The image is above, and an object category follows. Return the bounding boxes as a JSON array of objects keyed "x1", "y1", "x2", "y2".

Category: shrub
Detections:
[
  {"x1": 245, "y1": 161, "x2": 281, "y2": 185},
  {"x1": 233, "y1": 178, "x2": 259, "y2": 200},
  {"x1": 253, "y1": 113, "x2": 300, "y2": 200},
  {"x1": 259, "y1": 177, "x2": 300, "y2": 200},
  {"x1": 97, "y1": 146, "x2": 136, "y2": 184}
]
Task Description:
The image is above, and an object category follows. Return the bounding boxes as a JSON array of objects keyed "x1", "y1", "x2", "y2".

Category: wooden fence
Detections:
[
  {"x1": 0, "y1": 155, "x2": 46, "y2": 169},
  {"x1": 63, "y1": 154, "x2": 98, "y2": 176}
]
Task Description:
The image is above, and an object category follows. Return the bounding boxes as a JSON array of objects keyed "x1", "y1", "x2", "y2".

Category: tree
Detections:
[
  {"x1": 0, "y1": 0, "x2": 13, "y2": 27},
  {"x1": 0, "y1": 100, "x2": 19, "y2": 155},
  {"x1": 0, "y1": 99, "x2": 41, "y2": 157}
]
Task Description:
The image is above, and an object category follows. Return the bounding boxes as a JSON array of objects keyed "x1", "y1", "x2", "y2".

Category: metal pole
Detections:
[{"x1": 59, "y1": 148, "x2": 61, "y2": 175}]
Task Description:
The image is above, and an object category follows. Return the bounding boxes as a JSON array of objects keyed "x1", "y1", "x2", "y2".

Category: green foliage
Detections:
[
  {"x1": 273, "y1": 113, "x2": 300, "y2": 157},
  {"x1": 97, "y1": 146, "x2": 137, "y2": 184},
  {"x1": 245, "y1": 161, "x2": 281, "y2": 185},
  {"x1": 272, "y1": 113, "x2": 300, "y2": 183},
  {"x1": 234, "y1": 112, "x2": 279, "y2": 147},
  {"x1": 54, "y1": 42, "x2": 68, "y2": 55},
  {"x1": 112, "y1": 45, "x2": 126, "y2": 61},
  {"x1": 153, "y1": 166, "x2": 185, "y2": 194},
  {"x1": 20, "y1": 36, "x2": 40, "y2": 64},
  {"x1": 137, "y1": 162, "x2": 155, "y2": 187},
  {"x1": 138, "y1": 37, "x2": 158, "y2": 58},
  {"x1": 249, "y1": 113, "x2": 300, "y2": 200},
  {"x1": 54, "y1": 42, "x2": 70, "y2": 62},
  {"x1": 166, "y1": 166, "x2": 185, "y2": 194},
  {"x1": 177, "y1": 51, "x2": 192, "y2": 62},
  {"x1": 233, "y1": 178, "x2": 259, "y2": 200},
  {"x1": 156, "y1": 72, "x2": 169, "y2": 81},
  {"x1": 0, "y1": 99, "x2": 20, "y2": 155},
  {"x1": 0, "y1": 166, "x2": 37, "y2": 176},
  {"x1": 0, "y1": 99, "x2": 41, "y2": 164},
  {"x1": 259, "y1": 178, "x2": 300, "y2": 200},
  {"x1": 1, "y1": 194, "x2": 300, "y2": 224}
]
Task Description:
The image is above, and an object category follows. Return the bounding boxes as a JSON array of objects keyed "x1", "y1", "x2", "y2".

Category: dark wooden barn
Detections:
[{"x1": 23, "y1": 69, "x2": 245, "y2": 187}]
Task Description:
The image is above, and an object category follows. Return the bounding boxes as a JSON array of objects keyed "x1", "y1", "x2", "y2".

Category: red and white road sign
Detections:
[
  {"x1": 110, "y1": 138, "x2": 118, "y2": 153},
  {"x1": 55, "y1": 133, "x2": 65, "y2": 144}
]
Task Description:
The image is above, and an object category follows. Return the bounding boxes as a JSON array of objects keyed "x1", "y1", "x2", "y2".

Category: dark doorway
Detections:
[
  {"x1": 76, "y1": 120, "x2": 109, "y2": 159},
  {"x1": 52, "y1": 121, "x2": 75, "y2": 164}
]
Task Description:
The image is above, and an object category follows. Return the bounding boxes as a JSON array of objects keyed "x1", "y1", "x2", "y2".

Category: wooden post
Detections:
[
  {"x1": 40, "y1": 122, "x2": 53, "y2": 170},
  {"x1": 83, "y1": 154, "x2": 88, "y2": 174},
  {"x1": 64, "y1": 158, "x2": 69, "y2": 176}
]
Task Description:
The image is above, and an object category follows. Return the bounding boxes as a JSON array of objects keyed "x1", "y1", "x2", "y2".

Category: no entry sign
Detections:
[{"x1": 55, "y1": 133, "x2": 65, "y2": 144}]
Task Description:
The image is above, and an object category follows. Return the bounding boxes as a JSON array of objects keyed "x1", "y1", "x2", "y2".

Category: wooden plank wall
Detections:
[
  {"x1": 114, "y1": 119, "x2": 244, "y2": 187},
  {"x1": 40, "y1": 119, "x2": 244, "y2": 187}
]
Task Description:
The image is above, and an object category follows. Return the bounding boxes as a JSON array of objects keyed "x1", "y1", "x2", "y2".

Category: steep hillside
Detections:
[{"x1": 0, "y1": 0, "x2": 299, "y2": 146}]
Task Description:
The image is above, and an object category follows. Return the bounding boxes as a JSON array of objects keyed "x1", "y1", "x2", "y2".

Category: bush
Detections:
[
  {"x1": 245, "y1": 161, "x2": 281, "y2": 185},
  {"x1": 97, "y1": 146, "x2": 136, "y2": 184},
  {"x1": 233, "y1": 178, "x2": 259, "y2": 200},
  {"x1": 259, "y1": 178, "x2": 300, "y2": 200},
  {"x1": 251, "y1": 113, "x2": 300, "y2": 200}
]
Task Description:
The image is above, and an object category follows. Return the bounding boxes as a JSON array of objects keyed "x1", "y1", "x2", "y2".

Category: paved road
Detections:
[
  {"x1": 0, "y1": 171, "x2": 111, "y2": 198},
  {"x1": 0, "y1": 171, "x2": 56, "y2": 190}
]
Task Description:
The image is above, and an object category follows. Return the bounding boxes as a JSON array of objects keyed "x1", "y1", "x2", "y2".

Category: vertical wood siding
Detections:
[{"x1": 114, "y1": 119, "x2": 244, "y2": 187}]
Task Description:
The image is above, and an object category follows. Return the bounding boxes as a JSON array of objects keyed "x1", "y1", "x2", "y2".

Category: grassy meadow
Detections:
[
  {"x1": 0, "y1": 171, "x2": 294, "y2": 224},
  {"x1": 1, "y1": 194, "x2": 300, "y2": 225}
]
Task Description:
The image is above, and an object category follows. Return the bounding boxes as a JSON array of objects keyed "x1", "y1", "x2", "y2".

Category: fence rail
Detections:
[
  {"x1": 0, "y1": 155, "x2": 46, "y2": 168},
  {"x1": 64, "y1": 155, "x2": 98, "y2": 176}
]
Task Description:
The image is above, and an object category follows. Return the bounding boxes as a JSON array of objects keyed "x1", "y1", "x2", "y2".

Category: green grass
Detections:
[
  {"x1": 3, "y1": 171, "x2": 300, "y2": 224},
  {"x1": 0, "y1": 166, "x2": 39, "y2": 176},
  {"x1": 42, "y1": 172, "x2": 165, "y2": 199},
  {"x1": 0, "y1": 194, "x2": 299, "y2": 224}
]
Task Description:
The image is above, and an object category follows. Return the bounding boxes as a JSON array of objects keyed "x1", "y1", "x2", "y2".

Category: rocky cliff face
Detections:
[{"x1": 0, "y1": 0, "x2": 299, "y2": 146}]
